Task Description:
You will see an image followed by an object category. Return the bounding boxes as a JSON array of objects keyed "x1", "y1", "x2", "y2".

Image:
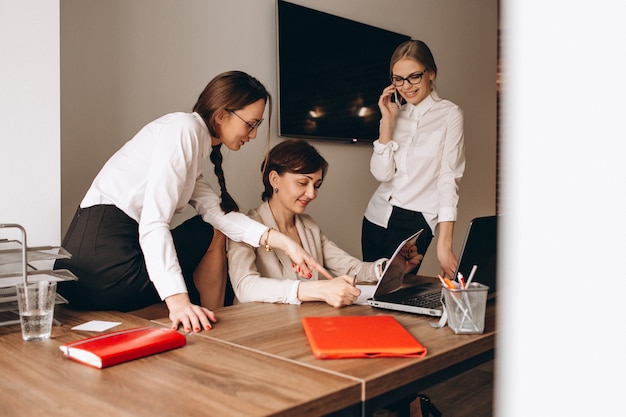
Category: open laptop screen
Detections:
[{"x1": 456, "y1": 215, "x2": 498, "y2": 295}]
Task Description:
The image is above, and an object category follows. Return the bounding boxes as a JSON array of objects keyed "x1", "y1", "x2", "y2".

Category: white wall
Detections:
[
  {"x1": 0, "y1": 0, "x2": 60, "y2": 246},
  {"x1": 498, "y1": 2, "x2": 626, "y2": 416},
  {"x1": 60, "y1": 0, "x2": 498, "y2": 276}
]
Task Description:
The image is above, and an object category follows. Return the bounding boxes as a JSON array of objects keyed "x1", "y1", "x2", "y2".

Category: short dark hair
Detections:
[{"x1": 261, "y1": 139, "x2": 329, "y2": 201}]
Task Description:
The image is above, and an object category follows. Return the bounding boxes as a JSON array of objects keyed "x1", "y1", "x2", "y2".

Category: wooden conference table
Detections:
[
  {"x1": 0, "y1": 301, "x2": 495, "y2": 417},
  {"x1": 154, "y1": 301, "x2": 496, "y2": 416},
  {"x1": 0, "y1": 307, "x2": 360, "y2": 417}
]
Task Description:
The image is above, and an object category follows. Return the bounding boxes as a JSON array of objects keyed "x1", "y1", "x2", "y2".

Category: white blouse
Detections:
[
  {"x1": 81, "y1": 112, "x2": 266, "y2": 300},
  {"x1": 365, "y1": 92, "x2": 465, "y2": 233}
]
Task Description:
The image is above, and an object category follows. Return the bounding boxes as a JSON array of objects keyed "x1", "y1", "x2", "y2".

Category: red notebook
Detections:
[
  {"x1": 59, "y1": 327, "x2": 187, "y2": 369},
  {"x1": 302, "y1": 316, "x2": 427, "y2": 359}
]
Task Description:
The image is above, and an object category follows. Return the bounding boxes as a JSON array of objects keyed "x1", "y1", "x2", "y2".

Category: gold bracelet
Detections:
[{"x1": 263, "y1": 228, "x2": 273, "y2": 252}]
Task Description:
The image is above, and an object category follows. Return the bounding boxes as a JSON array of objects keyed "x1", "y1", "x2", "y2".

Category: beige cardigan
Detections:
[{"x1": 227, "y1": 201, "x2": 381, "y2": 304}]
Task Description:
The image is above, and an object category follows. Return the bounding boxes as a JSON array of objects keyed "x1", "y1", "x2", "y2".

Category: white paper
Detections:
[
  {"x1": 355, "y1": 284, "x2": 377, "y2": 305},
  {"x1": 71, "y1": 320, "x2": 121, "y2": 332}
]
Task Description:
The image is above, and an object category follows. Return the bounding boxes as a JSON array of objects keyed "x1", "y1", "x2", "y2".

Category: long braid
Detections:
[
  {"x1": 209, "y1": 144, "x2": 239, "y2": 213},
  {"x1": 193, "y1": 71, "x2": 270, "y2": 212}
]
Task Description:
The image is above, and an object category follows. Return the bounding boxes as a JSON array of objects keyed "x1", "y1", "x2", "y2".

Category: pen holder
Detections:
[{"x1": 442, "y1": 283, "x2": 489, "y2": 334}]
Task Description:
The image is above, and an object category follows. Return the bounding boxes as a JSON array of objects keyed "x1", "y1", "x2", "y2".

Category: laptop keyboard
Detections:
[{"x1": 400, "y1": 291, "x2": 442, "y2": 309}]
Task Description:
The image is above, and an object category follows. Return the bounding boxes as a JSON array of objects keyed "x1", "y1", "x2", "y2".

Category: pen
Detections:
[
  {"x1": 439, "y1": 276, "x2": 457, "y2": 290},
  {"x1": 445, "y1": 278, "x2": 458, "y2": 289},
  {"x1": 437, "y1": 274, "x2": 446, "y2": 287},
  {"x1": 457, "y1": 272, "x2": 466, "y2": 289},
  {"x1": 352, "y1": 272, "x2": 358, "y2": 287},
  {"x1": 437, "y1": 275, "x2": 446, "y2": 287},
  {"x1": 465, "y1": 265, "x2": 478, "y2": 287}
]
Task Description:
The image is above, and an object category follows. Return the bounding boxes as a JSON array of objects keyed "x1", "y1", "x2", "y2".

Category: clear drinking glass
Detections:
[{"x1": 16, "y1": 281, "x2": 57, "y2": 341}]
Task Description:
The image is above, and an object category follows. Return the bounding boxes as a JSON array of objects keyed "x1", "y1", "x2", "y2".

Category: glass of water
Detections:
[{"x1": 15, "y1": 281, "x2": 57, "y2": 341}]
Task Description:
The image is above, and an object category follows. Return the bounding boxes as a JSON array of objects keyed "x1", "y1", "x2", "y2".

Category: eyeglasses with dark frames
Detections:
[
  {"x1": 226, "y1": 109, "x2": 264, "y2": 133},
  {"x1": 390, "y1": 70, "x2": 428, "y2": 87}
]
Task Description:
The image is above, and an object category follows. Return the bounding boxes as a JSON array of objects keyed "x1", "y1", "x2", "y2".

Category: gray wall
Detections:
[{"x1": 60, "y1": 0, "x2": 498, "y2": 276}]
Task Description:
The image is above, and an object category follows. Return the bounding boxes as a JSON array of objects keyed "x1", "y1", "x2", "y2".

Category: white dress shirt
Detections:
[
  {"x1": 81, "y1": 112, "x2": 267, "y2": 300},
  {"x1": 364, "y1": 92, "x2": 465, "y2": 233}
]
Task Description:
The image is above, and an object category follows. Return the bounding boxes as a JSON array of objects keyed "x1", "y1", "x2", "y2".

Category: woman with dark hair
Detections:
[
  {"x1": 228, "y1": 139, "x2": 422, "y2": 307},
  {"x1": 362, "y1": 40, "x2": 465, "y2": 279},
  {"x1": 54, "y1": 71, "x2": 330, "y2": 332}
]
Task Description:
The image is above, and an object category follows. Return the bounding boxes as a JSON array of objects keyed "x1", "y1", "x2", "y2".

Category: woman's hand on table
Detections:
[{"x1": 165, "y1": 293, "x2": 217, "y2": 332}]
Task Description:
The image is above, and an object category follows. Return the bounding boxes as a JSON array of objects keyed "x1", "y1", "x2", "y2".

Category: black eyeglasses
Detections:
[
  {"x1": 390, "y1": 70, "x2": 428, "y2": 87},
  {"x1": 226, "y1": 109, "x2": 264, "y2": 133}
]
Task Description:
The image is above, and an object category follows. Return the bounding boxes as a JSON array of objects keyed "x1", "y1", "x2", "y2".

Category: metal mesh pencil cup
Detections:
[{"x1": 442, "y1": 282, "x2": 489, "y2": 334}]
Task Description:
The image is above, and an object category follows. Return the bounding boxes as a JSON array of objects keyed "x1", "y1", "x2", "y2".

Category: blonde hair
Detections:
[{"x1": 390, "y1": 40, "x2": 438, "y2": 89}]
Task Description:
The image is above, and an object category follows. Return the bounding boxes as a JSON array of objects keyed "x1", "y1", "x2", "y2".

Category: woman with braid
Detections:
[{"x1": 54, "y1": 71, "x2": 331, "y2": 333}]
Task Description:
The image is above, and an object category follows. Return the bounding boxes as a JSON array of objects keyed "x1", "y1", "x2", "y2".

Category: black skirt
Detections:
[
  {"x1": 54, "y1": 205, "x2": 214, "y2": 311},
  {"x1": 361, "y1": 206, "x2": 433, "y2": 274}
]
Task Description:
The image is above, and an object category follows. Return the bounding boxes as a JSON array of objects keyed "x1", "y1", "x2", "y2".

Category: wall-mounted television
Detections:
[{"x1": 276, "y1": 0, "x2": 410, "y2": 143}]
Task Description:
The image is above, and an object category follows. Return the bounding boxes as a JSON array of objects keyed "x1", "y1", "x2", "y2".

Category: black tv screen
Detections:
[{"x1": 277, "y1": 1, "x2": 411, "y2": 143}]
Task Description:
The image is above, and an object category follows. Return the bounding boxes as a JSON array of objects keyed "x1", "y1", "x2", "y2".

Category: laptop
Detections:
[{"x1": 367, "y1": 215, "x2": 498, "y2": 317}]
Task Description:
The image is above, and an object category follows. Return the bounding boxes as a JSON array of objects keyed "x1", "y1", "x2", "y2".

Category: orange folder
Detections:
[
  {"x1": 60, "y1": 327, "x2": 187, "y2": 368},
  {"x1": 302, "y1": 316, "x2": 427, "y2": 359}
]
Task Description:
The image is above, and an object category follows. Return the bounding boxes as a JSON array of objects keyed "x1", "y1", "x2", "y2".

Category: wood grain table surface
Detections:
[
  {"x1": 0, "y1": 307, "x2": 361, "y2": 417},
  {"x1": 153, "y1": 301, "x2": 496, "y2": 402}
]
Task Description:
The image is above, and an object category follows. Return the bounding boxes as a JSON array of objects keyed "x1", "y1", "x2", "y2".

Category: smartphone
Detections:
[{"x1": 393, "y1": 90, "x2": 401, "y2": 108}]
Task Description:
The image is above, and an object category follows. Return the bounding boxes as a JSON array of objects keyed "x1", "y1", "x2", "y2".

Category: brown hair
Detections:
[
  {"x1": 193, "y1": 71, "x2": 272, "y2": 213},
  {"x1": 260, "y1": 139, "x2": 328, "y2": 201},
  {"x1": 390, "y1": 40, "x2": 438, "y2": 79}
]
